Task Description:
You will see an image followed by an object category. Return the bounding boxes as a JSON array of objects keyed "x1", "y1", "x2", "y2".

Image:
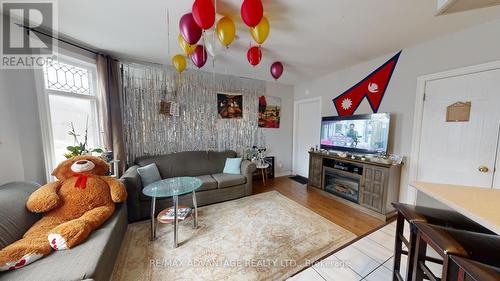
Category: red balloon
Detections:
[
  {"x1": 270, "y1": 61, "x2": 284, "y2": 80},
  {"x1": 180, "y1": 13, "x2": 202, "y2": 45},
  {"x1": 241, "y1": 0, "x2": 263, "y2": 28},
  {"x1": 191, "y1": 45, "x2": 208, "y2": 68},
  {"x1": 247, "y1": 46, "x2": 262, "y2": 66},
  {"x1": 192, "y1": 0, "x2": 215, "y2": 30}
]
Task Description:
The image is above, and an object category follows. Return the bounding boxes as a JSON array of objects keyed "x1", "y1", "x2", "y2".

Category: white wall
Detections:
[
  {"x1": 262, "y1": 82, "x2": 294, "y2": 177},
  {"x1": 0, "y1": 69, "x2": 45, "y2": 185},
  {"x1": 0, "y1": 70, "x2": 25, "y2": 184},
  {"x1": 0, "y1": 20, "x2": 46, "y2": 185},
  {"x1": 294, "y1": 18, "x2": 500, "y2": 202}
]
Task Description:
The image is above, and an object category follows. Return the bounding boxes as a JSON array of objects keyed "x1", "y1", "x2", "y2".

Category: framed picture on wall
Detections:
[
  {"x1": 258, "y1": 96, "x2": 281, "y2": 128},
  {"x1": 217, "y1": 93, "x2": 243, "y2": 119}
]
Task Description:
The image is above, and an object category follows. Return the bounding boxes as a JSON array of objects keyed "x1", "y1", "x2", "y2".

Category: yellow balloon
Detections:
[
  {"x1": 216, "y1": 16, "x2": 236, "y2": 47},
  {"x1": 178, "y1": 34, "x2": 196, "y2": 56},
  {"x1": 172, "y1": 54, "x2": 186, "y2": 73},
  {"x1": 250, "y1": 16, "x2": 270, "y2": 45}
]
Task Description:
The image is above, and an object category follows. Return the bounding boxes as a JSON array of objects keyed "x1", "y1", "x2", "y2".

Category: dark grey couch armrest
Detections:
[
  {"x1": 0, "y1": 181, "x2": 41, "y2": 249},
  {"x1": 120, "y1": 165, "x2": 143, "y2": 222},
  {"x1": 241, "y1": 160, "x2": 256, "y2": 175},
  {"x1": 241, "y1": 160, "x2": 256, "y2": 196}
]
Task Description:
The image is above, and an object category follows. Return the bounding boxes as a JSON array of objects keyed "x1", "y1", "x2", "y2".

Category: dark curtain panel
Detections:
[{"x1": 96, "y1": 54, "x2": 126, "y2": 175}]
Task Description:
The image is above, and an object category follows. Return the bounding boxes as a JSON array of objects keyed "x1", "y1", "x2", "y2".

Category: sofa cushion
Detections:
[
  {"x1": 137, "y1": 163, "x2": 161, "y2": 187},
  {"x1": 136, "y1": 151, "x2": 213, "y2": 178},
  {"x1": 196, "y1": 175, "x2": 218, "y2": 192},
  {"x1": 207, "y1": 150, "x2": 237, "y2": 174},
  {"x1": 0, "y1": 182, "x2": 41, "y2": 249},
  {"x1": 223, "y1": 158, "x2": 242, "y2": 174},
  {"x1": 212, "y1": 173, "x2": 247, "y2": 189}
]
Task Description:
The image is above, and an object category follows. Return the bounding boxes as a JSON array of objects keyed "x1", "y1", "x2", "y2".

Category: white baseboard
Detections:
[{"x1": 275, "y1": 170, "x2": 293, "y2": 178}]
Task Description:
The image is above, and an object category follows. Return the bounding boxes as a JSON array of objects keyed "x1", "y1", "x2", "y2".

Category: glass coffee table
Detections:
[{"x1": 142, "y1": 177, "x2": 202, "y2": 248}]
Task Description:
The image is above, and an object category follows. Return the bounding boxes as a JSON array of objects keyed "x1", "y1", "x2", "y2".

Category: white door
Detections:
[
  {"x1": 418, "y1": 69, "x2": 500, "y2": 188},
  {"x1": 293, "y1": 97, "x2": 321, "y2": 178}
]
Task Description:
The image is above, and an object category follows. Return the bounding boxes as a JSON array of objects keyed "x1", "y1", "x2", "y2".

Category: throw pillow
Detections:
[
  {"x1": 223, "y1": 158, "x2": 242, "y2": 174},
  {"x1": 137, "y1": 163, "x2": 161, "y2": 187}
]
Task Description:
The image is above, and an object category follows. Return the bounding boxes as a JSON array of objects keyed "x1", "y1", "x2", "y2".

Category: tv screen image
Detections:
[{"x1": 320, "y1": 113, "x2": 390, "y2": 154}]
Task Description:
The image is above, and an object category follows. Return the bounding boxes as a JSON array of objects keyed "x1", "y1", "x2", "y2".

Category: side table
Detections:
[{"x1": 256, "y1": 163, "x2": 270, "y2": 185}]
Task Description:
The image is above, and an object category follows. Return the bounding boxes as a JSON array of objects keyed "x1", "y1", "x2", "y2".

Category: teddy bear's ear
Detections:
[
  {"x1": 52, "y1": 158, "x2": 74, "y2": 180},
  {"x1": 89, "y1": 156, "x2": 110, "y2": 176}
]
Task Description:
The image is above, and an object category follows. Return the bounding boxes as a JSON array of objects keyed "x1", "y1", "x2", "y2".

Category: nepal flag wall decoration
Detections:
[{"x1": 333, "y1": 51, "x2": 401, "y2": 116}]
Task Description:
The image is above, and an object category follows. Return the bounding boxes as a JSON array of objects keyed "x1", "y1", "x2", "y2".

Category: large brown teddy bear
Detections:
[{"x1": 0, "y1": 155, "x2": 127, "y2": 271}]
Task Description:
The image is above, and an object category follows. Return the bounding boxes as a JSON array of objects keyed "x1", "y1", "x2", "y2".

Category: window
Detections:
[{"x1": 39, "y1": 57, "x2": 101, "y2": 176}]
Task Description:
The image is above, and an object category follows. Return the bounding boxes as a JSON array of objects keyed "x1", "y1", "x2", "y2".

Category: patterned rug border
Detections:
[
  {"x1": 258, "y1": 191, "x2": 357, "y2": 279},
  {"x1": 113, "y1": 191, "x2": 357, "y2": 281}
]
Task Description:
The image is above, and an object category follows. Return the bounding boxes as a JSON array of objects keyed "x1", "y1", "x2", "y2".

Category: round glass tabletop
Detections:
[{"x1": 142, "y1": 177, "x2": 202, "y2": 198}]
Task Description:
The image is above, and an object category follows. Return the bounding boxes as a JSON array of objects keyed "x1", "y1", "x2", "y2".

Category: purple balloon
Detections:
[
  {"x1": 191, "y1": 45, "x2": 207, "y2": 68},
  {"x1": 179, "y1": 13, "x2": 202, "y2": 45},
  {"x1": 270, "y1": 61, "x2": 284, "y2": 80}
]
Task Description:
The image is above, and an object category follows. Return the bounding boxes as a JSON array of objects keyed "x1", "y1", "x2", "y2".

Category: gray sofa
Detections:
[
  {"x1": 121, "y1": 150, "x2": 256, "y2": 222},
  {"x1": 0, "y1": 181, "x2": 127, "y2": 281}
]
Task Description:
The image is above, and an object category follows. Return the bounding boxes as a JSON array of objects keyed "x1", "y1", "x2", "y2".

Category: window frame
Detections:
[{"x1": 35, "y1": 53, "x2": 101, "y2": 182}]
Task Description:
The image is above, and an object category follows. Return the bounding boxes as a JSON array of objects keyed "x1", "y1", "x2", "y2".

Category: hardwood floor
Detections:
[{"x1": 253, "y1": 176, "x2": 385, "y2": 236}]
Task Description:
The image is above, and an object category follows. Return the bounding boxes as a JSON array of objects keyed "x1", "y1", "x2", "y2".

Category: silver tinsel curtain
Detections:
[{"x1": 121, "y1": 63, "x2": 266, "y2": 165}]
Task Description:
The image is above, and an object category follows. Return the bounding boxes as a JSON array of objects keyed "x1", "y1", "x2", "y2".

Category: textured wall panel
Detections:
[{"x1": 121, "y1": 63, "x2": 265, "y2": 165}]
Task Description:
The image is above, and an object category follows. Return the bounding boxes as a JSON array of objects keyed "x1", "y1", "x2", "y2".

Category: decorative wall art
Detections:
[
  {"x1": 217, "y1": 93, "x2": 243, "y2": 119},
  {"x1": 159, "y1": 100, "x2": 180, "y2": 116},
  {"x1": 446, "y1": 101, "x2": 471, "y2": 122},
  {"x1": 121, "y1": 63, "x2": 265, "y2": 165},
  {"x1": 333, "y1": 51, "x2": 402, "y2": 116},
  {"x1": 258, "y1": 95, "x2": 281, "y2": 128}
]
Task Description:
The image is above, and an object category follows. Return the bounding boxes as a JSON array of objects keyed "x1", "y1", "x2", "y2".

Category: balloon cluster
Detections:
[
  {"x1": 241, "y1": 0, "x2": 283, "y2": 80},
  {"x1": 242, "y1": 0, "x2": 265, "y2": 68},
  {"x1": 171, "y1": 0, "x2": 284, "y2": 80}
]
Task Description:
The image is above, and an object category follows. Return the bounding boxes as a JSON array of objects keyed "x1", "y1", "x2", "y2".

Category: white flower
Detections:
[{"x1": 341, "y1": 98, "x2": 352, "y2": 110}]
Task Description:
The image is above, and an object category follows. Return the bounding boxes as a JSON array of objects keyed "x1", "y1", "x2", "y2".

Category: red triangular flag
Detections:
[
  {"x1": 333, "y1": 51, "x2": 401, "y2": 116},
  {"x1": 332, "y1": 85, "x2": 366, "y2": 116}
]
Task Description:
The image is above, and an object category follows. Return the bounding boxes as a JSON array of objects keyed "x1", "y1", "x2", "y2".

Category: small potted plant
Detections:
[
  {"x1": 64, "y1": 120, "x2": 103, "y2": 159},
  {"x1": 246, "y1": 146, "x2": 267, "y2": 166},
  {"x1": 245, "y1": 146, "x2": 259, "y2": 161}
]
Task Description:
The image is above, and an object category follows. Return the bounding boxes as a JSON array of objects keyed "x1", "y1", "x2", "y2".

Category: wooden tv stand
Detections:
[{"x1": 308, "y1": 151, "x2": 402, "y2": 221}]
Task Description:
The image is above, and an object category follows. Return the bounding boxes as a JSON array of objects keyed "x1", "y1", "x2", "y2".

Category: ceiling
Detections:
[
  {"x1": 438, "y1": 0, "x2": 500, "y2": 15},
  {"x1": 51, "y1": 0, "x2": 500, "y2": 85}
]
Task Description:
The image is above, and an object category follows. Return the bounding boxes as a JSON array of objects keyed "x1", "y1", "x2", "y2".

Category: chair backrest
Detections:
[{"x1": 450, "y1": 255, "x2": 500, "y2": 281}]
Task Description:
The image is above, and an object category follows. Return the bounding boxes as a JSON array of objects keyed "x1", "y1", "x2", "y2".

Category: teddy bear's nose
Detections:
[{"x1": 71, "y1": 160, "x2": 96, "y2": 173}]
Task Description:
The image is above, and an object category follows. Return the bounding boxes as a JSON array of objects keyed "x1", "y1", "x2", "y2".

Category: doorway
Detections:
[
  {"x1": 293, "y1": 97, "x2": 322, "y2": 178},
  {"x1": 410, "y1": 62, "x2": 500, "y2": 201}
]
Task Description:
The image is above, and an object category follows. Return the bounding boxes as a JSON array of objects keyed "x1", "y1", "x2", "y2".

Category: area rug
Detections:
[{"x1": 111, "y1": 191, "x2": 356, "y2": 281}]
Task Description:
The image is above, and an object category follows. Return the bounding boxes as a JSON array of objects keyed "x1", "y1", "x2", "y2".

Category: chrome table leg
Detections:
[
  {"x1": 150, "y1": 196, "x2": 156, "y2": 241},
  {"x1": 192, "y1": 191, "x2": 198, "y2": 229},
  {"x1": 173, "y1": 195, "x2": 179, "y2": 248}
]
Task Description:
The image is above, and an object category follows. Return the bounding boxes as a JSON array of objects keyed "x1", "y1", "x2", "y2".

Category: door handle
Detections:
[{"x1": 478, "y1": 166, "x2": 489, "y2": 173}]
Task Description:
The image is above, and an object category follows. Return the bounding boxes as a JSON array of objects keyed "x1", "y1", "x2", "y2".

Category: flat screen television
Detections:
[{"x1": 320, "y1": 113, "x2": 390, "y2": 154}]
